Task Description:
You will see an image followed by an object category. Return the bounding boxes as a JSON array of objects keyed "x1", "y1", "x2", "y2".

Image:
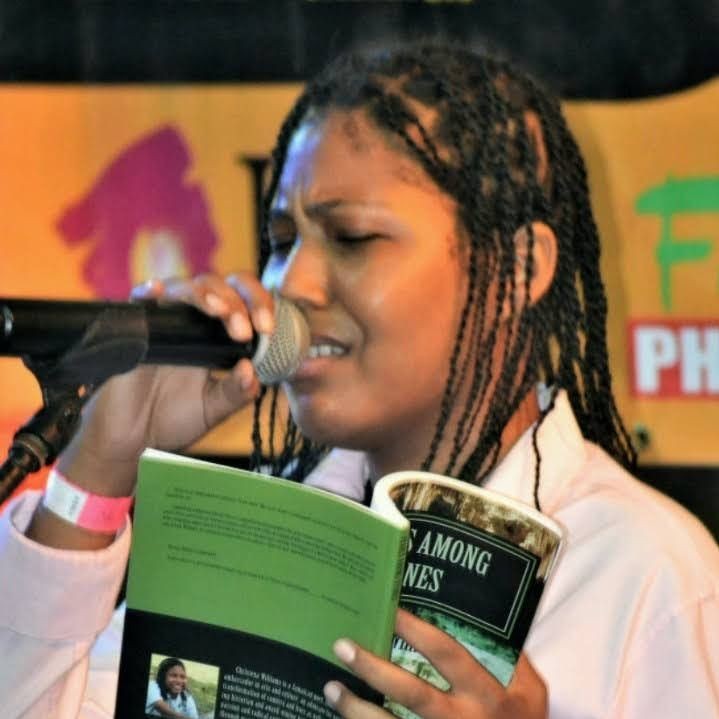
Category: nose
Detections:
[{"x1": 274, "y1": 235, "x2": 330, "y2": 310}]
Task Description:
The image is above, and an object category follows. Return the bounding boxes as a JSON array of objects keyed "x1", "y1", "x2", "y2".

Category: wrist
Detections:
[
  {"x1": 25, "y1": 503, "x2": 118, "y2": 550},
  {"x1": 42, "y1": 468, "x2": 134, "y2": 534},
  {"x1": 56, "y1": 446, "x2": 139, "y2": 498},
  {"x1": 25, "y1": 468, "x2": 134, "y2": 550}
]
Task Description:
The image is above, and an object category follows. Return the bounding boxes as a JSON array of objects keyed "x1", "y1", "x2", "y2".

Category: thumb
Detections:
[{"x1": 201, "y1": 359, "x2": 260, "y2": 429}]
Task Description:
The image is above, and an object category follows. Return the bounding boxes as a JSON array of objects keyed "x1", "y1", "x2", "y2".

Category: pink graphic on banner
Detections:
[{"x1": 57, "y1": 125, "x2": 218, "y2": 298}]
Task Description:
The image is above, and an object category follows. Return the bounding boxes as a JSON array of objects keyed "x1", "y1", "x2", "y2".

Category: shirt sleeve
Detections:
[
  {"x1": 610, "y1": 592, "x2": 719, "y2": 718},
  {"x1": 146, "y1": 679, "x2": 162, "y2": 711},
  {"x1": 0, "y1": 491, "x2": 131, "y2": 718},
  {"x1": 186, "y1": 693, "x2": 200, "y2": 719}
]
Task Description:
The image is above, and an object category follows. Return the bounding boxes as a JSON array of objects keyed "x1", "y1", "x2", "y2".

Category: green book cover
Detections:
[{"x1": 116, "y1": 449, "x2": 409, "y2": 719}]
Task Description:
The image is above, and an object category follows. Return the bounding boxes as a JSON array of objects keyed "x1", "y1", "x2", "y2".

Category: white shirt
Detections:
[
  {"x1": 146, "y1": 680, "x2": 199, "y2": 717},
  {"x1": 1, "y1": 391, "x2": 718, "y2": 718}
]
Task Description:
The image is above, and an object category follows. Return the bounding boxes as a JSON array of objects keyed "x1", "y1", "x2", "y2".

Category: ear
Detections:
[{"x1": 501, "y1": 221, "x2": 558, "y2": 318}]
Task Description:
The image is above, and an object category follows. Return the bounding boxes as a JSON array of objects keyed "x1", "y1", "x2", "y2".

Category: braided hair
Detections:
[{"x1": 251, "y1": 42, "x2": 636, "y2": 507}]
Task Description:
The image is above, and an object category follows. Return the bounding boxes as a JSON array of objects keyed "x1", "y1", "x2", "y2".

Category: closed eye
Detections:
[
  {"x1": 334, "y1": 233, "x2": 382, "y2": 245},
  {"x1": 268, "y1": 236, "x2": 296, "y2": 257},
  {"x1": 267, "y1": 211, "x2": 297, "y2": 256}
]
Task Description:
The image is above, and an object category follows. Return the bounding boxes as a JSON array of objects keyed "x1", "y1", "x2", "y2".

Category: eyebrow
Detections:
[{"x1": 268, "y1": 199, "x2": 349, "y2": 222}]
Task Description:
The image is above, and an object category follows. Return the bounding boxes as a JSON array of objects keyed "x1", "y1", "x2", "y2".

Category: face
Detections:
[
  {"x1": 164, "y1": 664, "x2": 187, "y2": 695},
  {"x1": 263, "y1": 110, "x2": 467, "y2": 471}
]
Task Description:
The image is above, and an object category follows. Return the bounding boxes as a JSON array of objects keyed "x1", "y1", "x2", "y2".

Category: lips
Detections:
[
  {"x1": 291, "y1": 334, "x2": 350, "y2": 380},
  {"x1": 307, "y1": 343, "x2": 347, "y2": 358},
  {"x1": 306, "y1": 335, "x2": 350, "y2": 359}
]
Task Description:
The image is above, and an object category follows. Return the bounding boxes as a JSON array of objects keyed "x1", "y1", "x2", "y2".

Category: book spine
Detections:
[{"x1": 381, "y1": 530, "x2": 409, "y2": 656}]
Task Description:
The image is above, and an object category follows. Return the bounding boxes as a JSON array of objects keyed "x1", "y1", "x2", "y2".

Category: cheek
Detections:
[{"x1": 349, "y1": 254, "x2": 465, "y2": 374}]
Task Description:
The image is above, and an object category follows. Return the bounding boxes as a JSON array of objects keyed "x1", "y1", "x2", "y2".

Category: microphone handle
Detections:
[
  {"x1": 0, "y1": 298, "x2": 255, "y2": 369},
  {"x1": 143, "y1": 300, "x2": 255, "y2": 368}
]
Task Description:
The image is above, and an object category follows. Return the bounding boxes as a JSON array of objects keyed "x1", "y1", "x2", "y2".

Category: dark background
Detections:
[
  {"x1": 1, "y1": 0, "x2": 717, "y2": 538},
  {"x1": 1, "y1": 0, "x2": 718, "y2": 99}
]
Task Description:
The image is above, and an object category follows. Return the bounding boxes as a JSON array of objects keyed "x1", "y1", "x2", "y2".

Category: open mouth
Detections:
[
  {"x1": 306, "y1": 333, "x2": 350, "y2": 359},
  {"x1": 307, "y1": 343, "x2": 348, "y2": 358}
]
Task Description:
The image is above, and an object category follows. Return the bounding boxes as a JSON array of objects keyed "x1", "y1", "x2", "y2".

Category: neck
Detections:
[
  {"x1": 494, "y1": 388, "x2": 542, "y2": 465},
  {"x1": 366, "y1": 387, "x2": 541, "y2": 483}
]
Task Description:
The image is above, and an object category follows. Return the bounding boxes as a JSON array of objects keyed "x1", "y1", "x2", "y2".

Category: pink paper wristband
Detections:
[{"x1": 42, "y1": 468, "x2": 134, "y2": 534}]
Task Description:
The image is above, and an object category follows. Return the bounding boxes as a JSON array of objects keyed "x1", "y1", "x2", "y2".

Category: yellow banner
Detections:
[
  {"x1": 0, "y1": 80, "x2": 717, "y2": 469},
  {"x1": 566, "y1": 78, "x2": 719, "y2": 464},
  {"x1": 0, "y1": 84, "x2": 302, "y2": 464}
]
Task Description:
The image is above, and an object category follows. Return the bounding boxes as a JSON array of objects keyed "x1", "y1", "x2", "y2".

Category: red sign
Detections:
[{"x1": 629, "y1": 319, "x2": 719, "y2": 397}]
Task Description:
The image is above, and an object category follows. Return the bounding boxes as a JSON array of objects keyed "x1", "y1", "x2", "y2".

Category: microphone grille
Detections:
[{"x1": 252, "y1": 296, "x2": 309, "y2": 385}]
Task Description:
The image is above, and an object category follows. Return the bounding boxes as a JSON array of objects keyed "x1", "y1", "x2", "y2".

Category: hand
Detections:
[
  {"x1": 56, "y1": 272, "x2": 275, "y2": 498},
  {"x1": 323, "y1": 609, "x2": 547, "y2": 719}
]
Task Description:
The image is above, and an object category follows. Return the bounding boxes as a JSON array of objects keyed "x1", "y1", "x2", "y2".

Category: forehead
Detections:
[{"x1": 273, "y1": 110, "x2": 432, "y2": 208}]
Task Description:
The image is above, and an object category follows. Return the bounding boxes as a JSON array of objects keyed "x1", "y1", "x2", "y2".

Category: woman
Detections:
[
  {"x1": 146, "y1": 657, "x2": 199, "y2": 718},
  {"x1": 1, "y1": 42, "x2": 717, "y2": 718}
]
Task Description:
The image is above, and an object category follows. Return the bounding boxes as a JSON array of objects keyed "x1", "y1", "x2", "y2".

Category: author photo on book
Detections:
[
  {"x1": 1, "y1": 39, "x2": 718, "y2": 719},
  {"x1": 146, "y1": 657, "x2": 200, "y2": 719}
]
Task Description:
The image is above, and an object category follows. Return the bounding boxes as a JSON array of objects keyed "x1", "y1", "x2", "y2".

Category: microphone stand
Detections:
[
  {"x1": 0, "y1": 389, "x2": 85, "y2": 504},
  {"x1": 0, "y1": 309, "x2": 150, "y2": 504}
]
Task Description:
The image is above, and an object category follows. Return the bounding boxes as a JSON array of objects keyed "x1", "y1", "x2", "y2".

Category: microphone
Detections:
[{"x1": 0, "y1": 295, "x2": 309, "y2": 385}]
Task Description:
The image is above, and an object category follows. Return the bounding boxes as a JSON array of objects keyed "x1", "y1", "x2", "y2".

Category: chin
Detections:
[
  {"x1": 293, "y1": 414, "x2": 356, "y2": 448},
  {"x1": 289, "y1": 403, "x2": 370, "y2": 450}
]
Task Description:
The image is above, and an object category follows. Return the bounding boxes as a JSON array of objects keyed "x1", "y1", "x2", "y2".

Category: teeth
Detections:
[{"x1": 308, "y1": 344, "x2": 346, "y2": 358}]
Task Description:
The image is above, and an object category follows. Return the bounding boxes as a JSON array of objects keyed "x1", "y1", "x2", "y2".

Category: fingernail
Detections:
[
  {"x1": 130, "y1": 279, "x2": 158, "y2": 298},
  {"x1": 205, "y1": 292, "x2": 229, "y2": 315},
  {"x1": 323, "y1": 681, "x2": 342, "y2": 708},
  {"x1": 228, "y1": 313, "x2": 252, "y2": 341},
  {"x1": 254, "y1": 307, "x2": 274, "y2": 334},
  {"x1": 333, "y1": 638, "x2": 356, "y2": 664}
]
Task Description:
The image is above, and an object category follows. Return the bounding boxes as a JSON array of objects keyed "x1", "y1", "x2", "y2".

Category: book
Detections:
[
  {"x1": 116, "y1": 452, "x2": 563, "y2": 719},
  {"x1": 375, "y1": 472, "x2": 563, "y2": 719},
  {"x1": 115, "y1": 449, "x2": 409, "y2": 719}
]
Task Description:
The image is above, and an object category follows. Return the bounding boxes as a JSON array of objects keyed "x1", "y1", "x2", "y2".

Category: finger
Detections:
[
  {"x1": 189, "y1": 274, "x2": 245, "y2": 316},
  {"x1": 332, "y1": 638, "x2": 445, "y2": 718},
  {"x1": 395, "y1": 609, "x2": 501, "y2": 695},
  {"x1": 186, "y1": 274, "x2": 257, "y2": 342},
  {"x1": 323, "y1": 681, "x2": 393, "y2": 719},
  {"x1": 225, "y1": 271, "x2": 275, "y2": 335},
  {"x1": 136, "y1": 274, "x2": 256, "y2": 343},
  {"x1": 129, "y1": 278, "x2": 165, "y2": 300},
  {"x1": 130, "y1": 276, "x2": 196, "y2": 304},
  {"x1": 201, "y1": 359, "x2": 260, "y2": 429}
]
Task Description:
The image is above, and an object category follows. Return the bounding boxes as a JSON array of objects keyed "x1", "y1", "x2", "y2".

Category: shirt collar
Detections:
[
  {"x1": 482, "y1": 389, "x2": 586, "y2": 513},
  {"x1": 304, "y1": 389, "x2": 586, "y2": 513}
]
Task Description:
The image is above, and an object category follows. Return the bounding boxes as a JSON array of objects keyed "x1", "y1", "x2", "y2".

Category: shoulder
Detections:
[
  {"x1": 551, "y1": 442, "x2": 719, "y2": 626},
  {"x1": 579, "y1": 445, "x2": 715, "y2": 563},
  {"x1": 531, "y1": 445, "x2": 719, "y2": 711},
  {"x1": 146, "y1": 679, "x2": 162, "y2": 702}
]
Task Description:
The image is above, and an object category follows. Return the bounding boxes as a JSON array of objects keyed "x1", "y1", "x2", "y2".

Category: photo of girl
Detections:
[{"x1": 146, "y1": 657, "x2": 199, "y2": 718}]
